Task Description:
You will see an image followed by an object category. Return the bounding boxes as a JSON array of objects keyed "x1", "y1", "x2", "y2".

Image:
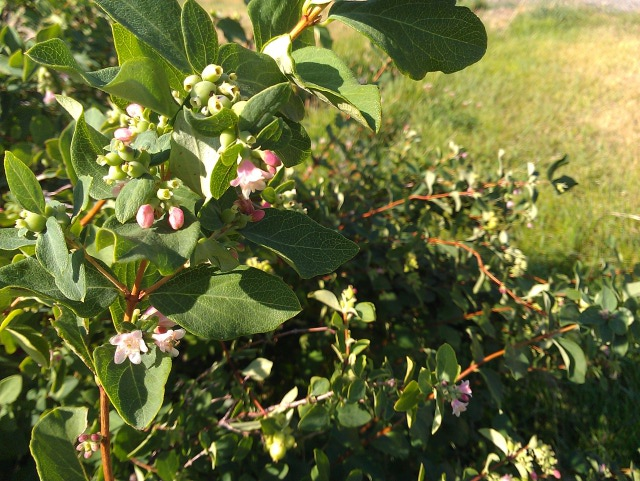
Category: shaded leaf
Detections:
[
  {"x1": 94, "y1": 345, "x2": 172, "y2": 429},
  {"x1": 242, "y1": 209, "x2": 359, "y2": 278},
  {"x1": 30, "y1": 407, "x2": 89, "y2": 481},
  {"x1": 181, "y1": 0, "x2": 218, "y2": 73},
  {"x1": 218, "y1": 43, "x2": 287, "y2": 96},
  {"x1": 248, "y1": 0, "x2": 305, "y2": 51},
  {"x1": 149, "y1": 265, "x2": 301, "y2": 340},
  {"x1": 329, "y1": 0, "x2": 487, "y2": 79}
]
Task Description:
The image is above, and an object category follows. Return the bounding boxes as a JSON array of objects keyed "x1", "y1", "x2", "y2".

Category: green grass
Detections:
[{"x1": 308, "y1": 6, "x2": 640, "y2": 271}]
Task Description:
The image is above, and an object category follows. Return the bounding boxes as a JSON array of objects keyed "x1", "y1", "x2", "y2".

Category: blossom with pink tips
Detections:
[
  {"x1": 451, "y1": 398, "x2": 468, "y2": 417},
  {"x1": 144, "y1": 307, "x2": 177, "y2": 331},
  {"x1": 456, "y1": 380, "x2": 472, "y2": 397},
  {"x1": 114, "y1": 127, "x2": 135, "y2": 145},
  {"x1": 109, "y1": 330, "x2": 148, "y2": 364},
  {"x1": 168, "y1": 206, "x2": 184, "y2": 230},
  {"x1": 43, "y1": 90, "x2": 56, "y2": 106},
  {"x1": 152, "y1": 329, "x2": 186, "y2": 357},
  {"x1": 136, "y1": 204, "x2": 155, "y2": 229},
  {"x1": 126, "y1": 103, "x2": 144, "y2": 118},
  {"x1": 230, "y1": 159, "x2": 273, "y2": 199}
]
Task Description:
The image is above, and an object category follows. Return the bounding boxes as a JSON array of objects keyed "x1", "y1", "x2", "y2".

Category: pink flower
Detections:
[
  {"x1": 109, "y1": 330, "x2": 148, "y2": 364},
  {"x1": 451, "y1": 398, "x2": 468, "y2": 417},
  {"x1": 506, "y1": 200, "x2": 515, "y2": 209},
  {"x1": 251, "y1": 209, "x2": 265, "y2": 222},
  {"x1": 230, "y1": 159, "x2": 273, "y2": 199},
  {"x1": 152, "y1": 329, "x2": 186, "y2": 357},
  {"x1": 114, "y1": 127, "x2": 135, "y2": 145},
  {"x1": 126, "y1": 103, "x2": 144, "y2": 118},
  {"x1": 43, "y1": 90, "x2": 56, "y2": 106},
  {"x1": 530, "y1": 472, "x2": 538, "y2": 481},
  {"x1": 552, "y1": 469, "x2": 561, "y2": 479},
  {"x1": 144, "y1": 307, "x2": 177, "y2": 331},
  {"x1": 136, "y1": 204, "x2": 155, "y2": 229},
  {"x1": 168, "y1": 206, "x2": 184, "y2": 230},
  {"x1": 457, "y1": 380, "x2": 472, "y2": 397}
]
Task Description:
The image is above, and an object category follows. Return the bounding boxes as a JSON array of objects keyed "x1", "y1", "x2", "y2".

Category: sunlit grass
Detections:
[{"x1": 317, "y1": 6, "x2": 640, "y2": 270}]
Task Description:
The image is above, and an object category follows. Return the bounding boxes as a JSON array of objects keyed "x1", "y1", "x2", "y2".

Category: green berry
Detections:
[
  {"x1": 192, "y1": 80, "x2": 217, "y2": 103},
  {"x1": 107, "y1": 165, "x2": 128, "y2": 182},
  {"x1": 123, "y1": 161, "x2": 147, "y2": 178},
  {"x1": 221, "y1": 208, "x2": 236, "y2": 224},
  {"x1": 261, "y1": 186, "x2": 277, "y2": 204},
  {"x1": 23, "y1": 211, "x2": 47, "y2": 233},
  {"x1": 201, "y1": 64, "x2": 223, "y2": 83},
  {"x1": 207, "y1": 96, "x2": 224, "y2": 115},
  {"x1": 118, "y1": 147, "x2": 135, "y2": 162},
  {"x1": 183, "y1": 74, "x2": 201, "y2": 92},
  {"x1": 104, "y1": 152, "x2": 122, "y2": 166}
]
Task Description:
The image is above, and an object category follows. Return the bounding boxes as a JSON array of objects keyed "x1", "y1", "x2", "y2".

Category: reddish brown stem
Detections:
[
  {"x1": 80, "y1": 199, "x2": 106, "y2": 227},
  {"x1": 124, "y1": 260, "x2": 149, "y2": 322},
  {"x1": 289, "y1": 5, "x2": 327, "y2": 41},
  {"x1": 99, "y1": 385, "x2": 114, "y2": 481}
]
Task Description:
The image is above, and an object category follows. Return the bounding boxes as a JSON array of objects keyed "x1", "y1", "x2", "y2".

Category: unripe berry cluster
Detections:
[
  {"x1": 14, "y1": 203, "x2": 70, "y2": 234},
  {"x1": 180, "y1": 63, "x2": 241, "y2": 117}
]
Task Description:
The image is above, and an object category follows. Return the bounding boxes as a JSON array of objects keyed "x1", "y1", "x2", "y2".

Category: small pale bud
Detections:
[
  {"x1": 183, "y1": 74, "x2": 201, "y2": 92},
  {"x1": 168, "y1": 206, "x2": 185, "y2": 230},
  {"x1": 114, "y1": 127, "x2": 135, "y2": 145},
  {"x1": 201, "y1": 64, "x2": 223, "y2": 83},
  {"x1": 126, "y1": 103, "x2": 144, "y2": 118},
  {"x1": 136, "y1": 204, "x2": 155, "y2": 229},
  {"x1": 157, "y1": 188, "x2": 173, "y2": 200}
]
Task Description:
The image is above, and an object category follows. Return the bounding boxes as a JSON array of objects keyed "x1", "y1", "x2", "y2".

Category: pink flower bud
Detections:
[
  {"x1": 506, "y1": 200, "x2": 515, "y2": 209},
  {"x1": 168, "y1": 206, "x2": 184, "y2": 230},
  {"x1": 251, "y1": 209, "x2": 265, "y2": 222},
  {"x1": 90, "y1": 433, "x2": 102, "y2": 442},
  {"x1": 77, "y1": 434, "x2": 89, "y2": 443},
  {"x1": 114, "y1": 127, "x2": 135, "y2": 145},
  {"x1": 136, "y1": 204, "x2": 155, "y2": 229},
  {"x1": 263, "y1": 151, "x2": 281, "y2": 167},
  {"x1": 126, "y1": 103, "x2": 144, "y2": 118},
  {"x1": 43, "y1": 90, "x2": 56, "y2": 106}
]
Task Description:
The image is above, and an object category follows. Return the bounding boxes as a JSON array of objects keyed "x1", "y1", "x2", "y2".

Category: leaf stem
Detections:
[
  {"x1": 99, "y1": 385, "x2": 114, "y2": 481},
  {"x1": 124, "y1": 260, "x2": 149, "y2": 322}
]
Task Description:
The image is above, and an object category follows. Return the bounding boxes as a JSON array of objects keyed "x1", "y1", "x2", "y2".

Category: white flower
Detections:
[
  {"x1": 230, "y1": 159, "x2": 273, "y2": 199},
  {"x1": 109, "y1": 330, "x2": 148, "y2": 364},
  {"x1": 152, "y1": 329, "x2": 186, "y2": 357}
]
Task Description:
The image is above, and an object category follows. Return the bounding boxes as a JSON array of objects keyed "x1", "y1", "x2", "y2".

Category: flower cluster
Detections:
[
  {"x1": 76, "y1": 433, "x2": 102, "y2": 459},
  {"x1": 109, "y1": 308, "x2": 186, "y2": 365},
  {"x1": 443, "y1": 380, "x2": 473, "y2": 417}
]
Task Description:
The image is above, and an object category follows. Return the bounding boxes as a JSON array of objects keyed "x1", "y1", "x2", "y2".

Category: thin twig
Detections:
[
  {"x1": 80, "y1": 199, "x2": 107, "y2": 227},
  {"x1": 99, "y1": 385, "x2": 114, "y2": 481}
]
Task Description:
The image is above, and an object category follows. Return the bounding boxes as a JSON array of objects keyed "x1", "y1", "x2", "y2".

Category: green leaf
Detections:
[
  {"x1": 0, "y1": 228, "x2": 37, "y2": 250},
  {"x1": 308, "y1": 289, "x2": 341, "y2": 312},
  {"x1": 479, "y1": 428, "x2": 509, "y2": 455},
  {"x1": 248, "y1": 0, "x2": 304, "y2": 51},
  {"x1": 30, "y1": 407, "x2": 89, "y2": 481},
  {"x1": 292, "y1": 47, "x2": 381, "y2": 132},
  {"x1": 394, "y1": 380, "x2": 421, "y2": 412},
  {"x1": 170, "y1": 111, "x2": 221, "y2": 198},
  {"x1": 192, "y1": 237, "x2": 240, "y2": 271},
  {"x1": 94, "y1": 0, "x2": 190, "y2": 72},
  {"x1": 4, "y1": 151, "x2": 46, "y2": 214},
  {"x1": 149, "y1": 265, "x2": 301, "y2": 340},
  {"x1": 112, "y1": 23, "x2": 185, "y2": 94},
  {"x1": 0, "y1": 374, "x2": 22, "y2": 404},
  {"x1": 209, "y1": 156, "x2": 237, "y2": 200},
  {"x1": 52, "y1": 306, "x2": 95, "y2": 373},
  {"x1": 329, "y1": 0, "x2": 487, "y2": 79},
  {"x1": 238, "y1": 83, "x2": 291, "y2": 133},
  {"x1": 27, "y1": 40, "x2": 178, "y2": 117},
  {"x1": 298, "y1": 404, "x2": 330, "y2": 432},
  {"x1": 242, "y1": 209, "x2": 359, "y2": 278},
  {"x1": 0, "y1": 257, "x2": 118, "y2": 318},
  {"x1": 5, "y1": 326, "x2": 50, "y2": 367},
  {"x1": 435, "y1": 343, "x2": 459, "y2": 383},
  {"x1": 94, "y1": 344, "x2": 172, "y2": 429},
  {"x1": 71, "y1": 113, "x2": 113, "y2": 200},
  {"x1": 355, "y1": 302, "x2": 376, "y2": 322},
  {"x1": 274, "y1": 118, "x2": 311, "y2": 167},
  {"x1": 72, "y1": 176, "x2": 93, "y2": 221},
  {"x1": 105, "y1": 58, "x2": 179, "y2": 117},
  {"x1": 181, "y1": 0, "x2": 218, "y2": 73},
  {"x1": 241, "y1": 357, "x2": 273, "y2": 381},
  {"x1": 115, "y1": 176, "x2": 157, "y2": 223},
  {"x1": 312, "y1": 448, "x2": 331, "y2": 481},
  {"x1": 255, "y1": 116, "x2": 292, "y2": 151},
  {"x1": 553, "y1": 338, "x2": 587, "y2": 384},
  {"x1": 218, "y1": 43, "x2": 287, "y2": 97},
  {"x1": 183, "y1": 108, "x2": 238, "y2": 137},
  {"x1": 36, "y1": 217, "x2": 86, "y2": 302},
  {"x1": 337, "y1": 402, "x2": 372, "y2": 428},
  {"x1": 100, "y1": 214, "x2": 201, "y2": 276}
]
